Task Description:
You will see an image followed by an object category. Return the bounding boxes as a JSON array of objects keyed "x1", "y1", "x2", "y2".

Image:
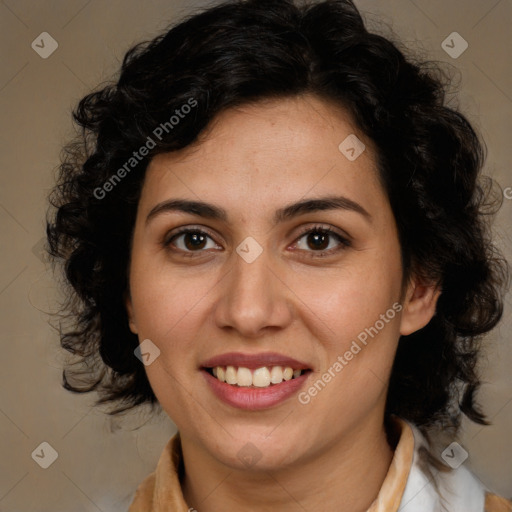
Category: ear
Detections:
[
  {"x1": 124, "y1": 290, "x2": 138, "y2": 334},
  {"x1": 399, "y1": 276, "x2": 441, "y2": 336}
]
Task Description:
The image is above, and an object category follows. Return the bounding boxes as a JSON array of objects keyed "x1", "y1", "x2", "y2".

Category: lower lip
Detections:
[{"x1": 201, "y1": 369, "x2": 310, "y2": 410}]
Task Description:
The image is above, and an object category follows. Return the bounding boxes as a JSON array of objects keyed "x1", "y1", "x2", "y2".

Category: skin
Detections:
[{"x1": 126, "y1": 94, "x2": 440, "y2": 512}]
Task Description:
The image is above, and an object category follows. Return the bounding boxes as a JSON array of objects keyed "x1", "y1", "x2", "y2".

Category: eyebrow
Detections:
[{"x1": 145, "y1": 195, "x2": 372, "y2": 226}]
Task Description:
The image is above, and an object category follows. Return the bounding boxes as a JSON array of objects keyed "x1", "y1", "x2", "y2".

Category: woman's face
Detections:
[{"x1": 126, "y1": 94, "x2": 435, "y2": 471}]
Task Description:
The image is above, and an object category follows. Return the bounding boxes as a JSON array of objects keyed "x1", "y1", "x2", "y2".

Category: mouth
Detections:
[{"x1": 200, "y1": 352, "x2": 312, "y2": 410}]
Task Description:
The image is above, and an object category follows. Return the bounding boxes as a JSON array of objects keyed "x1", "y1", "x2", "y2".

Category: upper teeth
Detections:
[{"x1": 212, "y1": 366, "x2": 303, "y2": 387}]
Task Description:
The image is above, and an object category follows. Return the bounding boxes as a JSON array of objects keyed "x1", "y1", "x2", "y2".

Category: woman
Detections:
[{"x1": 47, "y1": 0, "x2": 511, "y2": 510}]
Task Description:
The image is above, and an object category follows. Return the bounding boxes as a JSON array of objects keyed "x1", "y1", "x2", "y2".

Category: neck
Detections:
[{"x1": 181, "y1": 416, "x2": 395, "y2": 512}]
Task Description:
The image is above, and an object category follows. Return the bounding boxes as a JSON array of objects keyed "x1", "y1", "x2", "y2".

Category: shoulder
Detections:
[
  {"x1": 400, "y1": 420, "x2": 510, "y2": 512},
  {"x1": 437, "y1": 465, "x2": 511, "y2": 512}
]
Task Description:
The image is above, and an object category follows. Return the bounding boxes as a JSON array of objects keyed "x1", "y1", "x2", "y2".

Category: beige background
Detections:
[{"x1": 0, "y1": 0, "x2": 511, "y2": 510}]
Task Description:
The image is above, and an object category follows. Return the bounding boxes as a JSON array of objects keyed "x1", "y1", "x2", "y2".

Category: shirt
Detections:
[{"x1": 128, "y1": 418, "x2": 512, "y2": 511}]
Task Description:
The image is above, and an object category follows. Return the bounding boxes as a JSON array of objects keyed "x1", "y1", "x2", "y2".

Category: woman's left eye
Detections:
[
  {"x1": 292, "y1": 225, "x2": 351, "y2": 257},
  {"x1": 163, "y1": 225, "x2": 351, "y2": 257}
]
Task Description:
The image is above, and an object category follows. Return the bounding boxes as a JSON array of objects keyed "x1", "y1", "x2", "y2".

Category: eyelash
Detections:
[{"x1": 163, "y1": 224, "x2": 351, "y2": 259}]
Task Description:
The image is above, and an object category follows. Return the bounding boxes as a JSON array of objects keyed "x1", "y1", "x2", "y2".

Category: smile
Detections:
[{"x1": 200, "y1": 352, "x2": 312, "y2": 410}]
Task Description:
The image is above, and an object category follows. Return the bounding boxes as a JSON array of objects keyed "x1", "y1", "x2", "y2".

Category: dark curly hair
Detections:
[{"x1": 47, "y1": 0, "x2": 509, "y2": 436}]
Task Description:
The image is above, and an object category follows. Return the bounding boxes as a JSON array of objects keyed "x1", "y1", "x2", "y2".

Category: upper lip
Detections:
[{"x1": 201, "y1": 352, "x2": 311, "y2": 370}]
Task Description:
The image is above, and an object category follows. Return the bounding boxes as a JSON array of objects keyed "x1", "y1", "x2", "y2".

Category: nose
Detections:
[{"x1": 213, "y1": 245, "x2": 293, "y2": 338}]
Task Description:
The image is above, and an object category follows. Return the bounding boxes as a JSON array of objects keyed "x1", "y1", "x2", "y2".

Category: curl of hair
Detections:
[{"x1": 47, "y1": 0, "x2": 509, "y2": 428}]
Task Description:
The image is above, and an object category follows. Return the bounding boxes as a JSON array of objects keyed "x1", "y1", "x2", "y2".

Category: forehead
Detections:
[{"x1": 139, "y1": 94, "x2": 385, "y2": 221}]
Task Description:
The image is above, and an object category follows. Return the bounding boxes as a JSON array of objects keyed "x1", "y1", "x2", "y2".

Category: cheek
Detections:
[
  {"x1": 292, "y1": 245, "x2": 403, "y2": 415},
  {"x1": 129, "y1": 255, "x2": 214, "y2": 341},
  {"x1": 294, "y1": 255, "x2": 402, "y2": 348},
  {"x1": 299, "y1": 296, "x2": 400, "y2": 433},
  {"x1": 128, "y1": 265, "x2": 211, "y2": 422}
]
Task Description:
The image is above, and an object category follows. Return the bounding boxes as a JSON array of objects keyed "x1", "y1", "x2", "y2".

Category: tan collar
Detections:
[
  {"x1": 129, "y1": 430, "x2": 189, "y2": 512},
  {"x1": 367, "y1": 417, "x2": 415, "y2": 511}
]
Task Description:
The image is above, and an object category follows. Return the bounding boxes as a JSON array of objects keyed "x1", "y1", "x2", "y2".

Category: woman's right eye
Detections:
[{"x1": 164, "y1": 228, "x2": 220, "y2": 254}]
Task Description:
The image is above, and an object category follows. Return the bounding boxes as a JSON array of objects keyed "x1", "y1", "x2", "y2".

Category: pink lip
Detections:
[
  {"x1": 201, "y1": 369, "x2": 310, "y2": 410},
  {"x1": 200, "y1": 352, "x2": 311, "y2": 370}
]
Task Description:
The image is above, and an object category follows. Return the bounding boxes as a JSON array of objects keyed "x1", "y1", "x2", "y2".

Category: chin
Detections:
[{"x1": 206, "y1": 427, "x2": 304, "y2": 472}]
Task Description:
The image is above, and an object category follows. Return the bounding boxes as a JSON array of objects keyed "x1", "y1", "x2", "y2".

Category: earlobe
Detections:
[
  {"x1": 399, "y1": 277, "x2": 441, "y2": 336},
  {"x1": 125, "y1": 292, "x2": 138, "y2": 334}
]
